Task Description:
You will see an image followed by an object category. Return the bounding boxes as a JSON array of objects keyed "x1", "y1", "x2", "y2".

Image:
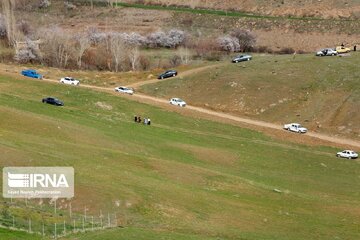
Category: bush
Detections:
[
  {"x1": 204, "y1": 51, "x2": 223, "y2": 61},
  {"x1": 0, "y1": 15, "x2": 6, "y2": 39},
  {"x1": 139, "y1": 55, "x2": 150, "y2": 70},
  {"x1": 217, "y1": 36, "x2": 240, "y2": 52},
  {"x1": 87, "y1": 27, "x2": 107, "y2": 45},
  {"x1": 230, "y1": 29, "x2": 256, "y2": 52},
  {"x1": 146, "y1": 29, "x2": 186, "y2": 48},
  {"x1": 276, "y1": 47, "x2": 295, "y2": 54},
  {"x1": 17, "y1": 20, "x2": 32, "y2": 36},
  {"x1": 39, "y1": 0, "x2": 51, "y2": 9},
  {"x1": 14, "y1": 39, "x2": 41, "y2": 63},
  {"x1": 169, "y1": 55, "x2": 181, "y2": 67}
]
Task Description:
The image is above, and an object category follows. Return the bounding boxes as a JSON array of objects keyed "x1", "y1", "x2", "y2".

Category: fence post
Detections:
[
  {"x1": 42, "y1": 222, "x2": 45, "y2": 236},
  {"x1": 69, "y1": 202, "x2": 72, "y2": 218},
  {"x1": 82, "y1": 216, "x2": 85, "y2": 232},
  {"x1": 73, "y1": 219, "x2": 76, "y2": 232},
  {"x1": 63, "y1": 220, "x2": 66, "y2": 235},
  {"x1": 108, "y1": 213, "x2": 110, "y2": 228},
  {"x1": 54, "y1": 222, "x2": 57, "y2": 239},
  {"x1": 28, "y1": 219, "x2": 31, "y2": 233},
  {"x1": 91, "y1": 216, "x2": 94, "y2": 231},
  {"x1": 12, "y1": 216, "x2": 15, "y2": 228}
]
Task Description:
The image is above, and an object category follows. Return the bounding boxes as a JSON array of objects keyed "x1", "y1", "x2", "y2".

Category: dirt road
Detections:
[
  {"x1": 1, "y1": 64, "x2": 359, "y2": 149},
  {"x1": 128, "y1": 63, "x2": 225, "y2": 88}
]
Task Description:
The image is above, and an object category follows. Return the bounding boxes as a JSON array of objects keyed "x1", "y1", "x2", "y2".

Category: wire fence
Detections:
[{"x1": 0, "y1": 198, "x2": 122, "y2": 238}]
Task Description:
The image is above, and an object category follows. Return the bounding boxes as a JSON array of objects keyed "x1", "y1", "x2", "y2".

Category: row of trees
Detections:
[{"x1": 1, "y1": 1, "x2": 258, "y2": 71}]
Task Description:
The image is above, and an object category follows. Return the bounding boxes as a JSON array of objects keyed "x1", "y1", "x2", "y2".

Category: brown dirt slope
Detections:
[{"x1": 124, "y1": 0, "x2": 360, "y2": 19}]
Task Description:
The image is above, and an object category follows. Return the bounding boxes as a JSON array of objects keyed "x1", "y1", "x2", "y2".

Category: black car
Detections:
[
  {"x1": 42, "y1": 97, "x2": 64, "y2": 106},
  {"x1": 158, "y1": 70, "x2": 178, "y2": 79}
]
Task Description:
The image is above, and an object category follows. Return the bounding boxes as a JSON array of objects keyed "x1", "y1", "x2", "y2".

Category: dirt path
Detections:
[
  {"x1": 1, "y1": 65, "x2": 359, "y2": 149},
  {"x1": 128, "y1": 63, "x2": 225, "y2": 89}
]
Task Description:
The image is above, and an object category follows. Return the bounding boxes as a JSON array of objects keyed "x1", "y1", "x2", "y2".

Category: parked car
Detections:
[
  {"x1": 42, "y1": 97, "x2": 64, "y2": 106},
  {"x1": 114, "y1": 86, "x2": 134, "y2": 95},
  {"x1": 60, "y1": 77, "x2": 80, "y2": 86},
  {"x1": 316, "y1": 48, "x2": 338, "y2": 56},
  {"x1": 283, "y1": 123, "x2": 307, "y2": 133},
  {"x1": 21, "y1": 69, "x2": 42, "y2": 79},
  {"x1": 335, "y1": 46, "x2": 351, "y2": 54},
  {"x1": 158, "y1": 70, "x2": 177, "y2": 79},
  {"x1": 169, "y1": 98, "x2": 186, "y2": 107},
  {"x1": 336, "y1": 150, "x2": 358, "y2": 159},
  {"x1": 232, "y1": 55, "x2": 252, "y2": 63}
]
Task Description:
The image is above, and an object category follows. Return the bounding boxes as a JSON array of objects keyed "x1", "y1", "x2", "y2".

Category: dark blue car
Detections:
[{"x1": 21, "y1": 69, "x2": 43, "y2": 79}]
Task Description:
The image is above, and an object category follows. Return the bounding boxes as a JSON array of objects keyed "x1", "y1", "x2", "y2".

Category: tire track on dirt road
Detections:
[
  {"x1": 0, "y1": 65, "x2": 359, "y2": 149},
  {"x1": 128, "y1": 63, "x2": 225, "y2": 88}
]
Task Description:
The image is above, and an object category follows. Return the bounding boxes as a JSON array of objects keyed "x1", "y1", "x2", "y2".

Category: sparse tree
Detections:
[
  {"x1": 0, "y1": 14, "x2": 7, "y2": 38},
  {"x1": 2, "y1": 0, "x2": 17, "y2": 46},
  {"x1": 128, "y1": 46, "x2": 140, "y2": 71},
  {"x1": 41, "y1": 27, "x2": 73, "y2": 68},
  {"x1": 74, "y1": 33, "x2": 90, "y2": 68},
  {"x1": 177, "y1": 46, "x2": 190, "y2": 64},
  {"x1": 109, "y1": 34, "x2": 127, "y2": 72}
]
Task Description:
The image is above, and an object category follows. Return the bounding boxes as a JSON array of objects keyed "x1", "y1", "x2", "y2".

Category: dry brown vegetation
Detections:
[{"x1": 123, "y1": 0, "x2": 360, "y2": 19}]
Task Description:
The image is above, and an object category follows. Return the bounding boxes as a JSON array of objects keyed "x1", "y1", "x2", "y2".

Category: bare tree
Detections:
[
  {"x1": 128, "y1": 46, "x2": 140, "y2": 71},
  {"x1": 40, "y1": 27, "x2": 73, "y2": 68},
  {"x1": 109, "y1": 34, "x2": 127, "y2": 72},
  {"x1": 177, "y1": 46, "x2": 190, "y2": 64},
  {"x1": 74, "y1": 33, "x2": 90, "y2": 68},
  {"x1": 2, "y1": 0, "x2": 17, "y2": 46}
]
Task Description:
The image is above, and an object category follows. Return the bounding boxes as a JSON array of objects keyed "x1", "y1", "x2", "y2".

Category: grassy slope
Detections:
[
  {"x1": 140, "y1": 53, "x2": 360, "y2": 140},
  {"x1": 0, "y1": 228, "x2": 41, "y2": 240},
  {"x1": 0, "y1": 74, "x2": 359, "y2": 239}
]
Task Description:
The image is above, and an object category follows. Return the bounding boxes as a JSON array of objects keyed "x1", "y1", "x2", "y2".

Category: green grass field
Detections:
[
  {"x1": 0, "y1": 73, "x2": 359, "y2": 239},
  {"x1": 140, "y1": 52, "x2": 360, "y2": 140}
]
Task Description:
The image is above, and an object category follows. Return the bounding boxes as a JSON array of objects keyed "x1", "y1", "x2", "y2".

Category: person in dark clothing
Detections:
[
  {"x1": 137, "y1": 116, "x2": 141, "y2": 123},
  {"x1": 341, "y1": 43, "x2": 345, "y2": 47},
  {"x1": 354, "y1": 45, "x2": 357, "y2": 52},
  {"x1": 147, "y1": 118, "x2": 151, "y2": 125},
  {"x1": 134, "y1": 115, "x2": 138, "y2": 122}
]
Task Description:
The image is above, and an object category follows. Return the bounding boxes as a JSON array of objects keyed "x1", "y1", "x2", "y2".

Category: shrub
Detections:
[
  {"x1": 17, "y1": 20, "x2": 31, "y2": 36},
  {"x1": 139, "y1": 55, "x2": 150, "y2": 70},
  {"x1": 230, "y1": 29, "x2": 256, "y2": 52},
  {"x1": 217, "y1": 36, "x2": 240, "y2": 52},
  {"x1": 87, "y1": 27, "x2": 107, "y2": 45},
  {"x1": 14, "y1": 39, "x2": 41, "y2": 63},
  {"x1": 169, "y1": 55, "x2": 181, "y2": 67},
  {"x1": 146, "y1": 29, "x2": 186, "y2": 48},
  {"x1": 39, "y1": 0, "x2": 51, "y2": 9},
  {"x1": 276, "y1": 47, "x2": 295, "y2": 54},
  {"x1": 0, "y1": 15, "x2": 6, "y2": 39}
]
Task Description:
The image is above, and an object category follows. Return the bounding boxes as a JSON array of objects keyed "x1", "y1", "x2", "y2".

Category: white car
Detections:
[
  {"x1": 114, "y1": 86, "x2": 134, "y2": 95},
  {"x1": 283, "y1": 123, "x2": 307, "y2": 133},
  {"x1": 336, "y1": 150, "x2": 358, "y2": 159},
  {"x1": 60, "y1": 77, "x2": 80, "y2": 85},
  {"x1": 169, "y1": 98, "x2": 186, "y2": 107},
  {"x1": 316, "y1": 48, "x2": 338, "y2": 56}
]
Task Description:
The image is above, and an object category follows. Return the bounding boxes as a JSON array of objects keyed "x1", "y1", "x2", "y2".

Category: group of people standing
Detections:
[{"x1": 134, "y1": 115, "x2": 151, "y2": 125}]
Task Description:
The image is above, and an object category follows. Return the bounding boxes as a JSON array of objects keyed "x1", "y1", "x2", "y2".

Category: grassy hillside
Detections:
[
  {"x1": 0, "y1": 228, "x2": 41, "y2": 240},
  {"x1": 0, "y1": 74, "x2": 360, "y2": 239},
  {"x1": 140, "y1": 52, "x2": 360, "y2": 140}
]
